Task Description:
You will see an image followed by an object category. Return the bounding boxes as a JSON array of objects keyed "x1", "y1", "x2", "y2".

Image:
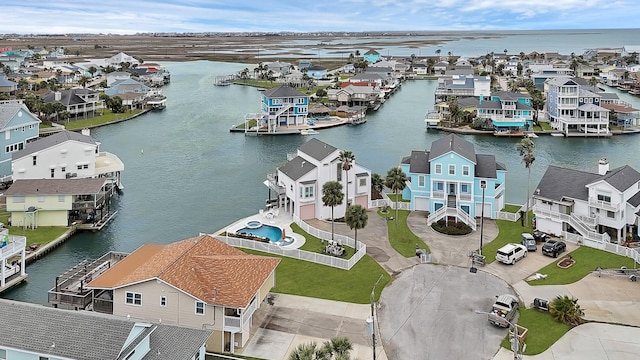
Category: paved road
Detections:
[{"x1": 378, "y1": 265, "x2": 515, "y2": 360}]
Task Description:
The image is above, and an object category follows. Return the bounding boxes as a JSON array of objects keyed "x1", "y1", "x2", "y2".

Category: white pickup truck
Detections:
[{"x1": 488, "y1": 294, "x2": 519, "y2": 328}]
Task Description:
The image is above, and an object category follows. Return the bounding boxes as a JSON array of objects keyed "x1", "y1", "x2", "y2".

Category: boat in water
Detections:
[{"x1": 300, "y1": 129, "x2": 320, "y2": 135}]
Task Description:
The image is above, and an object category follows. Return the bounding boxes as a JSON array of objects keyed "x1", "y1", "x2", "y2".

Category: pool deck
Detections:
[{"x1": 217, "y1": 210, "x2": 306, "y2": 249}]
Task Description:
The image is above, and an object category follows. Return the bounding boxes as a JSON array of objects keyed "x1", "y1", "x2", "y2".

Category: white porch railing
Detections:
[
  {"x1": 369, "y1": 199, "x2": 389, "y2": 208},
  {"x1": 588, "y1": 197, "x2": 619, "y2": 212},
  {"x1": 0, "y1": 235, "x2": 27, "y2": 259},
  {"x1": 381, "y1": 192, "x2": 411, "y2": 210},
  {"x1": 561, "y1": 231, "x2": 640, "y2": 264},
  {"x1": 211, "y1": 215, "x2": 367, "y2": 270},
  {"x1": 534, "y1": 206, "x2": 610, "y2": 243},
  {"x1": 432, "y1": 191, "x2": 445, "y2": 199},
  {"x1": 426, "y1": 206, "x2": 476, "y2": 230},
  {"x1": 459, "y1": 193, "x2": 472, "y2": 202}
]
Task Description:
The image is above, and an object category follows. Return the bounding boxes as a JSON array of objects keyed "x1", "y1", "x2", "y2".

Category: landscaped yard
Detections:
[
  {"x1": 500, "y1": 308, "x2": 572, "y2": 355},
  {"x1": 527, "y1": 246, "x2": 636, "y2": 285},
  {"x1": 380, "y1": 209, "x2": 430, "y2": 257},
  {"x1": 482, "y1": 211, "x2": 534, "y2": 264},
  {"x1": 501, "y1": 204, "x2": 521, "y2": 213},
  {"x1": 0, "y1": 210, "x2": 68, "y2": 247},
  {"x1": 291, "y1": 223, "x2": 355, "y2": 259},
  {"x1": 63, "y1": 109, "x2": 143, "y2": 130},
  {"x1": 241, "y1": 249, "x2": 390, "y2": 303}
]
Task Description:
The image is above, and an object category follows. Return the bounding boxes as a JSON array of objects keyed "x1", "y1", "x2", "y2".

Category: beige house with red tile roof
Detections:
[{"x1": 87, "y1": 234, "x2": 280, "y2": 353}]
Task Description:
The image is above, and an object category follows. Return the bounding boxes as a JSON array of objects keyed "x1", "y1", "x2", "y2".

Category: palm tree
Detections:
[
  {"x1": 338, "y1": 150, "x2": 355, "y2": 206},
  {"x1": 79, "y1": 75, "x2": 90, "y2": 88},
  {"x1": 385, "y1": 167, "x2": 407, "y2": 225},
  {"x1": 549, "y1": 295, "x2": 584, "y2": 326},
  {"x1": 287, "y1": 336, "x2": 354, "y2": 360},
  {"x1": 88, "y1": 66, "x2": 97, "y2": 78},
  {"x1": 345, "y1": 205, "x2": 368, "y2": 252},
  {"x1": 588, "y1": 76, "x2": 599, "y2": 87},
  {"x1": 370, "y1": 173, "x2": 384, "y2": 199},
  {"x1": 435, "y1": 49, "x2": 441, "y2": 57},
  {"x1": 322, "y1": 181, "x2": 344, "y2": 241},
  {"x1": 517, "y1": 138, "x2": 535, "y2": 226}
]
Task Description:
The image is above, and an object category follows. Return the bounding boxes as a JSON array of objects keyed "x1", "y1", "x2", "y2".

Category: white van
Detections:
[{"x1": 496, "y1": 243, "x2": 528, "y2": 265}]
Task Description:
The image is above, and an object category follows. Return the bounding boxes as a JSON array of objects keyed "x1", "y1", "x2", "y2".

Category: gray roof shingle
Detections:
[
  {"x1": 0, "y1": 299, "x2": 210, "y2": 360},
  {"x1": 4, "y1": 178, "x2": 107, "y2": 196},
  {"x1": 279, "y1": 155, "x2": 316, "y2": 181},
  {"x1": 536, "y1": 165, "x2": 601, "y2": 201},
  {"x1": 475, "y1": 154, "x2": 499, "y2": 179},
  {"x1": 0, "y1": 102, "x2": 36, "y2": 129},
  {"x1": 263, "y1": 85, "x2": 307, "y2": 98},
  {"x1": 299, "y1": 138, "x2": 337, "y2": 161},
  {"x1": 628, "y1": 192, "x2": 640, "y2": 207},
  {"x1": 13, "y1": 130, "x2": 95, "y2": 160},
  {"x1": 596, "y1": 165, "x2": 640, "y2": 192},
  {"x1": 429, "y1": 134, "x2": 476, "y2": 164},
  {"x1": 408, "y1": 151, "x2": 430, "y2": 174}
]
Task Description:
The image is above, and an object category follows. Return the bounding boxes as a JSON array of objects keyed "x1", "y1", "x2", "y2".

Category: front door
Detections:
[{"x1": 449, "y1": 183, "x2": 456, "y2": 194}]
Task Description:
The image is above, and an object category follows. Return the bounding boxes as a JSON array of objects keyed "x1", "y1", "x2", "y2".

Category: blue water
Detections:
[{"x1": 237, "y1": 225, "x2": 283, "y2": 243}]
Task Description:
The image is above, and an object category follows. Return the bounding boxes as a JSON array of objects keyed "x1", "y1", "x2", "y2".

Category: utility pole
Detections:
[{"x1": 369, "y1": 274, "x2": 384, "y2": 360}]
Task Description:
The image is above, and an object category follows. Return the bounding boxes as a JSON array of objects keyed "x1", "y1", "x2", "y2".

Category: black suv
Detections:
[
  {"x1": 533, "y1": 231, "x2": 548, "y2": 243},
  {"x1": 542, "y1": 240, "x2": 567, "y2": 258}
]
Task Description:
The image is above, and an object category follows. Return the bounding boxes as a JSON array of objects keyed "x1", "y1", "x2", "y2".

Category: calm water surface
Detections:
[{"x1": 4, "y1": 60, "x2": 640, "y2": 304}]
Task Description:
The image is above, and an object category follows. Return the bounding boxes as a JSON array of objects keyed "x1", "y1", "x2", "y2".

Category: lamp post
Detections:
[
  {"x1": 368, "y1": 275, "x2": 384, "y2": 360},
  {"x1": 474, "y1": 310, "x2": 522, "y2": 360},
  {"x1": 480, "y1": 180, "x2": 487, "y2": 256}
]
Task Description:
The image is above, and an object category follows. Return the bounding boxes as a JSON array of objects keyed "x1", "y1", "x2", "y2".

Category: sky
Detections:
[{"x1": 0, "y1": 0, "x2": 638, "y2": 35}]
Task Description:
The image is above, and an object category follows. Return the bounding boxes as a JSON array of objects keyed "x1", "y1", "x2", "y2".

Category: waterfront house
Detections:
[
  {"x1": 104, "y1": 78, "x2": 152, "y2": 109},
  {"x1": 11, "y1": 130, "x2": 124, "y2": 190},
  {"x1": 477, "y1": 91, "x2": 534, "y2": 135},
  {"x1": 348, "y1": 72, "x2": 385, "y2": 88},
  {"x1": 343, "y1": 63, "x2": 355, "y2": 73},
  {"x1": 0, "y1": 101, "x2": 40, "y2": 182},
  {"x1": 327, "y1": 83, "x2": 380, "y2": 108},
  {"x1": 434, "y1": 75, "x2": 491, "y2": 103},
  {"x1": 247, "y1": 85, "x2": 308, "y2": 134},
  {"x1": 363, "y1": 49, "x2": 381, "y2": 63},
  {"x1": 0, "y1": 75, "x2": 18, "y2": 94},
  {"x1": 532, "y1": 159, "x2": 640, "y2": 244},
  {"x1": 434, "y1": 61, "x2": 448, "y2": 74},
  {"x1": 4, "y1": 178, "x2": 113, "y2": 227},
  {"x1": 545, "y1": 77, "x2": 610, "y2": 136},
  {"x1": 80, "y1": 234, "x2": 280, "y2": 354},
  {"x1": 263, "y1": 61, "x2": 292, "y2": 77},
  {"x1": 412, "y1": 63, "x2": 428, "y2": 75},
  {"x1": 0, "y1": 298, "x2": 211, "y2": 360},
  {"x1": 106, "y1": 71, "x2": 132, "y2": 86},
  {"x1": 308, "y1": 65, "x2": 328, "y2": 79},
  {"x1": 106, "y1": 52, "x2": 140, "y2": 67},
  {"x1": 601, "y1": 102, "x2": 640, "y2": 128},
  {"x1": 399, "y1": 134, "x2": 506, "y2": 229},
  {"x1": 527, "y1": 64, "x2": 573, "y2": 88},
  {"x1": 264, "y1": 138, "x2": 372, "y2": 220},
  {"x1": 43, "y1": 88, "x2": 104, "y2": 120}
]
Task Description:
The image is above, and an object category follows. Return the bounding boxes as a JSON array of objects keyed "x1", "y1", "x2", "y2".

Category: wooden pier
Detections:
[{"x1": 0, "y1": 273, "x2": 28, "y2": 294}]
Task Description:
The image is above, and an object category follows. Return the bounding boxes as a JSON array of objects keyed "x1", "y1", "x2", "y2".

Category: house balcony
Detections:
[
  {"x1": 264, "y1": 173, "x2": 285, "y2": 195},
  {"x1": 459, "y1": 193, "x2": 472, "y2": 202},
  {"x1": 589, "y1": 197, "x2": 619, "y2": 212},
  {"x1": 0, "y1": 233, "x2": 26, "y2": 260},
  {"x1": 432, "y1": 190, "x2": 445, "y2": 199},
  {"x1": 558, "y1": 116, "x2": 608, "y2": 124},
  {"x1": 503, "y1": 104, "x2": 516, "y2": 110},
  {"x1": 95, "y1": 152, "x2": 125, "y2": 177},
  {"x1": 223, "y1": 297, "x2": 258, "y2": 332}
]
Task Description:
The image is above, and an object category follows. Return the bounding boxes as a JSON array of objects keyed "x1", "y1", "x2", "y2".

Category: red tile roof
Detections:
[{"x1": 87, "y1": 235, "x2": 280, "y2": 308}]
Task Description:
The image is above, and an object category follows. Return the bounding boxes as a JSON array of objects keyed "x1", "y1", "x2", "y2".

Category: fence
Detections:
[
  {"x1": 561, "y1": 231, "x2": 640, "y2": 264},
  {"x1": 210, "y1": 216, "x2": 367, "y2": 270},
  {"x1": 381, "y1": 192, "x2": 411, "y2": 210}
]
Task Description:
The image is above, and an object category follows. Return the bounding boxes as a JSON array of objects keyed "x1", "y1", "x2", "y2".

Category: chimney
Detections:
[
  {"x1": 598, "y1": 158, "x2": 609, "y2": 175},
  {"x1": 54, "y1": 91, "x2": 61, "y2": 101}
]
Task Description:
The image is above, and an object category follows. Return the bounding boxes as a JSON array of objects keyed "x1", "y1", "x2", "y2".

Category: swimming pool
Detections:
[{"x1": 237, "y1": 224, "x2": 284, "y2": 244}]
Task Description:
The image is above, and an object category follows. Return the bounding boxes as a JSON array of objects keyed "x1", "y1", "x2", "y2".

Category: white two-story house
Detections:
[
  {"x1": 265, "y1": 138, "x2": 372, "y2": 220},
  {"x1": 12, "y1": 130, "x2": 124, "y2": 191},
  {"x1": 532, "y1": 159, "x2": 640, "y2": 244}
]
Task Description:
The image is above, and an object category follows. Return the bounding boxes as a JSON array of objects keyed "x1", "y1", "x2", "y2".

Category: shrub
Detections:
[{"x1": 431, "y1": 218, "x2": 472, "y2": 235}]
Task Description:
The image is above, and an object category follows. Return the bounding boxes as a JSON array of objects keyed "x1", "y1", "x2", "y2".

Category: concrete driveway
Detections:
[{"x1": 378, "y1": 265, "x2": 516, "y2": 360}]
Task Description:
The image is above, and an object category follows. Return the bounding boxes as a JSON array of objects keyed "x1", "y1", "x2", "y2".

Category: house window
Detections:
[
  {"x1": 435, "y1": 164, "x2": 442, "y2": 174},
  {"x1": 272, "y1": 98, "x2": 282, "y2": 105},
  {"x1": 195, "y1": 301, "x2": 205, "y2": 315},
  {"x1": 418, "y1": 176, "x2": 425, "y2": 187},
  {"x1": 125, "y1": 292, "x2": 142, "y2": 306},
  {"x1": 61, "y1": 166, "x2": 66, "y2": 172},
  {"x1": 607, "y1": 211, "x2": 615, "y2": 219},
  {"x1": 32, "y1": 156, "x2": 37, "y2": 166},
  {"x1": 39, "y1": 357, "x2": 49, "y2": 360},
  {"x1": 300, "y1": 185, "x2": 314, "y2": 199},
  {"x1": 58, "y1": 195, "x2": 65, "y2": 202},
  {"x1": 297, "y1": 97, "x2": 305, "y2": 104},
  {"x1": 38, "y1": 195, "x2": 45, "y2": 203},
  {"x1": 0, "y1": 349, "x2": 6, "y2": 359},
  {"x1": 435, "y1": 182, "x2": 444, "y2": 191},
  {"x1": 448, "y1": 165, "x2": 455, "y2": 175},
  {"x1": 50, "y1": 168, "x2": 55, "y2": 178},
  {"x1": 462, "y1": 166, "x2": 470, "y2": 176},
  {"x1": 336, "y1": 163, "x2": 342, "y2": 181},
  {"x1": 359, "y1": 178, "x2": 366, "y2": 187},
  {"x1": 597, "y1": 194, "x2": 611, "y2": 203},
  {"x1": 12, "y1": 196, "x2": 25, "y2": 203},
  {"x1": 461, "y1": 184, "x2": 469, "y2": 193},
  {"x1": 160, "y1": 296, "x2": 167, "y2": 307}
]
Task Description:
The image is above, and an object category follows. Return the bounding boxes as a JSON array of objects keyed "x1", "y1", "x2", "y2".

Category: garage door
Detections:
[{"x1": 414, "y1": 196, "x2": 430, "y2": 211}]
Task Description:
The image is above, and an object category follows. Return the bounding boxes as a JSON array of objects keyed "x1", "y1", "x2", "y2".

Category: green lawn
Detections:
[
  {"x1": 538, "y1": 122, "x2": 553, "y2": 131},
  {"x1": 63, "y1": 109, "x2": 143, "y2": 130},
  {"x1": 0, "y1": 210, "x2": 69, "y2": 247},
  {"x1": 500, "y1": 308, "x2": 572, "y2": 355},
  {"x1": 291, "y1": 222, "x2": 355, "y2": 259},
  {"x1": 386, "y1": 193, "x2": 410, "y2": 202},
  {"x1": 482, "y1": 212, "x2": 534, "y2": 264},
  {"x1": 232, "y1": 79, "x2": 280, "y2": 88},
  {"x1": 527, "y1": 246, "x2": 636, "y2": 285},
  {"x1": 501, "y1": 204, "x2": 521, "y2": 213},
  {"x1": 241, "y1": 249, "x2": 390, "y2": 303},
  {"x1": 382, "y1": 209, "x2": 430, "y2": 257}
]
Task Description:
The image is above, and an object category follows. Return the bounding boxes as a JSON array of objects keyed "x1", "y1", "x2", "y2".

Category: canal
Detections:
[{"x1": 4, "y1": 60, "x2": 640, "y2": 304}]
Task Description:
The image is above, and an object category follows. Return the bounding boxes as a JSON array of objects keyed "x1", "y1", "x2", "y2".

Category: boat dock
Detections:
[{"x1": 76, "y1": 210, "x2": 119, "y2": 231}]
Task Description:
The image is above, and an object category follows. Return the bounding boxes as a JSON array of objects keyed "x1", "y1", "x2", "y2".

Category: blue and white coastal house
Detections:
[
  {"x1": 246, "y1": 85, "x2": 309, "y2": 134},
  {"x1": 532, "y1": 159, "x2": 640, "y2": 244},
  {"x1": 0, "y1": 101, "x2": 40, "y2": 182},
  {"x1": 363, "y1": 49, "x2": 381, "y2": 63},
  {"x1": 400, "y1": 134, "x2": 506, "y2": 229},
  {"x1": 265, "y1": 138, "x2": 371, "y2": 220},
  {"x1": 477, "y1": 91, "x2": 534, "y2": 135},
  {"x1": 545, "y1": 77, "x2": 610, "y2": 136}
]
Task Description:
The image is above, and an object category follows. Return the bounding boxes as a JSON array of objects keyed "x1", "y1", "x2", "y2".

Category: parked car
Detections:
[
  {"x1": 521, "y1": 233, "x2": 537, "y2": 251},
  {"x1": 533, "y1": 230, "x2": 548, "y2": 243},
  {"x1": 541, "y1": 240, "x2": 567, "y2": 258},
  {"x1": 496, "y1": 243, "x2": 528, "y2": 265},
  {"x1": 488, "y1": 294, "x2": 519, "y2": 327}
]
